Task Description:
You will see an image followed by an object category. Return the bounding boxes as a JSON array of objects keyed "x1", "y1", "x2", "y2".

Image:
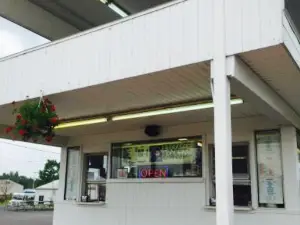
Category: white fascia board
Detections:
[{"x1": 229, "y1": 56, "x2": 300, "y2": 129}]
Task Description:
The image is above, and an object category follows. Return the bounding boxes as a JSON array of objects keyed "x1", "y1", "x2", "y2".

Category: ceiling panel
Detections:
[
  {"x1": 114, "y1": 0, "x2": 174, "y2": 14},
  {"x1": 0, "y1": 61, "x2": 263, "y2": 135},
  {"x1": 29, "y1": 0, "x2": 120, "y2": 30},
  {"x1": 240, "y1": 45, "x2": 300, "y2": 115},
  {"x1": 29, "y1": 0, "x2": 174, "y2": 32},
  {"x1": 48, "y1": 62, "x2": 212, "y2": 119},
  {"x1": 56, "y1": 102, "x2": 261, "y2": 137}
]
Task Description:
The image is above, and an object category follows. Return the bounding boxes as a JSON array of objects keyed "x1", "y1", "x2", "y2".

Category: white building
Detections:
[
  {"x1": 35, "y1": 180, "x2": 59, "y2": 203},
  {"x1": 0, "y1": 1, "x2": 300, "y2": 225},
  {"x1": 0, "y1": 180, "x2": 23, "y2": 197}
]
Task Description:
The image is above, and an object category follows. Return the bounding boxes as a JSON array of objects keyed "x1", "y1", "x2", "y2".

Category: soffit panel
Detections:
[{"x1": 240, "y1": 45, "x2": 300, "y2": 115}]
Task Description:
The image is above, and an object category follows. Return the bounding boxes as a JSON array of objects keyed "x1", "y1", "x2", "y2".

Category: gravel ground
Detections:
[{"x1": 0, "y1": 207, "x2": 53, "y2": 225}]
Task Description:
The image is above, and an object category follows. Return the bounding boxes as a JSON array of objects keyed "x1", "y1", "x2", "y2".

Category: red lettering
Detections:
[
  {"x1": 160, "y1": 169, "x2": 167, "y2": 177},
  {"x1": 154, "y1": 169, "x2": 160, "y2": 178},
  {"x1": 140, "y1": 169, "x2": 148, "y2": 178},
  {"x1": 139, "y1": 167, "x2": 168, "y2": 178},
  {"x1": 148, "y1": 169, "x2": 154, "y2": 177}
]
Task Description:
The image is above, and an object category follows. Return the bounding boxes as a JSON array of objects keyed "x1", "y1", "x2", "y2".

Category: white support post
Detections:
[
  {"x1": 281, "y1": 126, "x2": 300, "y2": 211},
  {"x1": 212, "y1": 0, "x2": 234, "y2": 225}
]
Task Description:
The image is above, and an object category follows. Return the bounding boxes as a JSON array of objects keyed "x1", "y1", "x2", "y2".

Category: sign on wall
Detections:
[
  {"x1": 256, "y1": 131, "x2": 284, "y2": 205},
  {"x1": 120, "y1": 141, "x2": 197, "y2": 165}
]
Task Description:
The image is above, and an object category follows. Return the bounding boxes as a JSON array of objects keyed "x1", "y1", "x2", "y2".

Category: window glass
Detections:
[
  {"x1": 64, "y1": 147, "x2": 80, "y2": 201},
  {"x1": 82, "y1": 154, "x2": 107, "y2": 202},
  {"x1": 209, "y1": 144, "x2": 251, "y2": 207},
  {"x1": 111, "y1": 137, "x2": 202, "y2": 179},
  {"x1": 256, "y1": 130, "x2": 284, "y2": 208}
]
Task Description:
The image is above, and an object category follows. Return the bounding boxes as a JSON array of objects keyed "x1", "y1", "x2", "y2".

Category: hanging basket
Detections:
[{"x1": 5, "y1": 97, "x2": 59, "y2": 143}]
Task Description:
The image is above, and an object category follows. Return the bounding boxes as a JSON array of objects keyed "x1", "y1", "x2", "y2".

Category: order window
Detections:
[
  {"x1": 209, "y1": 143, "x2": 251, "y2": 207},
  {"x1": 81, "y1": 154, "x2": 108, "y2": 202},
  {"x1": 111, "y1": 137, "x2": 202, "y2": 179}
]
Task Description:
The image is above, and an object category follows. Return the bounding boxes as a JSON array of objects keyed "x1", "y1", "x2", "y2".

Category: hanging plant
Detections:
[{"x1": 5, "y1": 97, "x2": 59, "y2": 143}]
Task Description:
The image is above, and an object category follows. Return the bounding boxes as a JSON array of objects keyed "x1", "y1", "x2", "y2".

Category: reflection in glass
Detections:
[
  {"x1": 111, "y1": 137, "x2": 202, "y2": 179},
  {"x1": 83, "y1": 154, "x2": 107, "y2": 202}
]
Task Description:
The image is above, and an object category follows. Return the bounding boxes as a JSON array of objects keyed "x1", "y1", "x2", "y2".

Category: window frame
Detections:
[
  {"x1": 208, "y1": 142, "x2": 252, "y2": 207},
  {"x1": 110, "y1": 136, "x2": 203, "y2": 180},
  {"x1": 254, "y1": 129, "x2": 285, "y2": 208},
  {"x1": 64, "y1": 146, "x2": 81, "y2": 201},
  {"x1": 81, "y1": 153, "x2": 108, "y2": 202}
]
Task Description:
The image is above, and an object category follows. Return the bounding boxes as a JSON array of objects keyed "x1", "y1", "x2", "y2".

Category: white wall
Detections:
[
  {"x1": 225, "y1": 0, "x2": 284, "y2": 55},
  {"x1": 53, "y1": 116, "x2": 300, "y2": 225},
  {"x1": 0, "y1": 0, "x2": 285, "y2": 106},
  {"x1": 35, "y1": 189, "x2": 57, "y2": 202},
  {"x1": 0, "y1": 180, "x2": 23, "y2": 195},
  {"x1": 0, "y1": 0, "x2": 212, "y2": 105},
  {"x1": 8, "y1": 182, "x2": 23, "y2": 195}
]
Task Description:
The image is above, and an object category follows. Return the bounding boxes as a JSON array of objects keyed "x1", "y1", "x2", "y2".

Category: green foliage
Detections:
[
  {"x1": 0, "y1": 171, "x2": 38, "y2": 189},
  {"x1": 38, "y1": 160, "x2": 60, "y2": 184},
  {"x1": 6, "y1": 98, "x2": 59, "y2": 142},
  {"x1": 0, "y1": 160, "x2": 60, "y2": 190}
]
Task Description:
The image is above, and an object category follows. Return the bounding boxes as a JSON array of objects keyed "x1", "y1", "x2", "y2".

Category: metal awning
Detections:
[{"x1": 0, "y1": 0, "x2": 175, "y2": 40}]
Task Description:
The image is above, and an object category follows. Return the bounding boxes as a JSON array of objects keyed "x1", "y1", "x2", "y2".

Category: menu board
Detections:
[
  {"x1": 256, "y1": 131, "x2": 284, "y2": 204},
  {"x1": 120, "y1": 141, "x2": 197, "y2": 165},
  {"x1": 65, "y1": 148, "x2": 80, "y2": 200}
]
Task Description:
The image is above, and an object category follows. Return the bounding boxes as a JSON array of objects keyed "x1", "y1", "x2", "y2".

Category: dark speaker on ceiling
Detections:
[{"x1": 144, "y1": 125, "x2": 161, "y2": 137}]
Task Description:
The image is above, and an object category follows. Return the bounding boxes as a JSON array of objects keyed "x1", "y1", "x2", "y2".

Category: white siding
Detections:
[
  {"x1": 53, "y1": 116, "x2": 300, "y2": 225},
  {"x1": 0, "y1": 180, "x2": 23, "y2": 195},
  {"x1": 35, "y1": 189, "x2": 57, "y2": 202},
  {"x1": 0, "y1": 0, "x2": 285, "y2": 107},
  {"x1": 225, "y1": 0, "x2": 284, "y2": 55},
  {"x1": 0, "y1": 0, "x2": 213, "y2": 106}
]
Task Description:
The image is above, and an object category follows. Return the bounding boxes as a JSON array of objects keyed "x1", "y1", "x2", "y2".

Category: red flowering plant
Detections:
[{"x1": 5, "y1": 97, "x2": 59, "y2": 142}]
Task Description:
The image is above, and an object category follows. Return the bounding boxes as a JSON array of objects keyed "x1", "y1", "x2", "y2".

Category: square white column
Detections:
[{"x1": 281, "y1": 126, "x2": 300, "y2": 211}]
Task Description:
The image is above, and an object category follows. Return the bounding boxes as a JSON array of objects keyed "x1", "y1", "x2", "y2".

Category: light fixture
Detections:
[
  {"x1": 99, "y1": 0, "x2": 128, "y2": 17},
  {"x1": 112, "y1": 99, "x2": 243, "y2": 121},
  {"x1": 197, "y1": 142, "x2": 203, "y2": 147},
  {"x1": 55, "y1": 117, "x2": 107, "y2": 129},
  {"x1": 178, "y1": 138, "x2": 188, "y2": 141}
]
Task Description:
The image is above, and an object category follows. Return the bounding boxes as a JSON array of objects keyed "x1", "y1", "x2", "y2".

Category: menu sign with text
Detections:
[
  {"x1": 120, "y1": 141, "x2": 197, "y2": 165},
  {"x1": 256, "y1": 131, "x2": 284, "y2": 204}
]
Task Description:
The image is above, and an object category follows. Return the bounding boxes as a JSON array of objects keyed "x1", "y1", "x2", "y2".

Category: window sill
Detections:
[
  {"x1": 107, "y1": 177, "x2": 204, "y2": 184},
  {"x1": 204, "y1": 206, "x2": 300, "y2": 215},
  {"x1": 75, "y1": 201, "x2": 106, "y2": 206},
  {"x1": 204, "y1": 206, "x2": 253, "y2": 212}
]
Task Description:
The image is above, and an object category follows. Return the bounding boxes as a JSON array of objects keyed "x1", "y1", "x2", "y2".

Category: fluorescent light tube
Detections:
[
  {"x1": 112, "y1": 99, "x2": 243, "y2": 121},
  {"x1": 108, "y1": 3, "x2": 128, "y2": 17},
  {"x1": 55, "y1": 118, "x2": 107, "y2": 129},
  {"x1": 99, "y1": 0, "x2": 128, "y2": 17},
  {"x1": 178, "y1": 138, "x2": 188, "y2": 141}
]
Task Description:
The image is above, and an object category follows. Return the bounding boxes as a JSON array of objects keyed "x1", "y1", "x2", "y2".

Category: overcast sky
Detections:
[{"x1": 0, "y1": 17, "x2": 60, "y2": 178}]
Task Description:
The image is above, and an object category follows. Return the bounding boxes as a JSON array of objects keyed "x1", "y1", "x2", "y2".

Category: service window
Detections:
[
  {"x1": 209, "y1": 143, "x2": 251, "y2": 207},
  {"x1": 81, "y1": 154, "x2": 108, "y2": 202},
  {"x1": 111, "y1": 137, "x2": 203, "y2": 179}
]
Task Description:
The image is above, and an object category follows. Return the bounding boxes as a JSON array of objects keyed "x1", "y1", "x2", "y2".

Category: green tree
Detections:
[{"x1": 38, "y1": 160, "x2": 60, "y2": 185}]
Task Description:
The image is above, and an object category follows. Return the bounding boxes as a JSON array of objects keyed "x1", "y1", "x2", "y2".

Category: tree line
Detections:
[{"x1": 0, "y1": 159, "x2": 60, "y2": 189}]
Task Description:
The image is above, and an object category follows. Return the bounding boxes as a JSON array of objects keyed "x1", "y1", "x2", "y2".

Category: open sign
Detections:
[{"x1": 138, "y1": 166, "x2": 168, "y2": 178}]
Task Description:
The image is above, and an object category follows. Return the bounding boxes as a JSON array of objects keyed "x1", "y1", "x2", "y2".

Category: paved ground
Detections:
[{"x1": 0, "y1": 206, "x2": 53, "y2": 225}]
